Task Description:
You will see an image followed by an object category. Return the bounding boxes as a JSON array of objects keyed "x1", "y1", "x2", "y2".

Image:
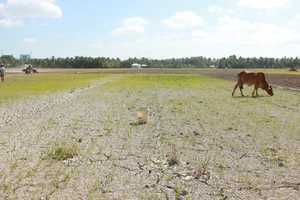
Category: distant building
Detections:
[
  {"x1": 20, "y1": 54, "x2": 31, "y2": 61},
  {"x1": 132, "y1": 63, "x2": 141, "y2": 68}
]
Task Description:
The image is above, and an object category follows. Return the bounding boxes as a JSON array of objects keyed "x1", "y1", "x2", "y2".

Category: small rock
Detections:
[
  {"x1": 193, "y1": 131, "x2": 200, "y2": 136},
  {"x1": 62, "y1": 160, "x2": 68, "y2": 165},
  {"x1": 183, "y1": 176, "x2": 194, "y2": 181},
  {"x1": 181, "y1": 190, "x2": 188, "y2": 196},
  {"x1": 278, "y1": 162, "x2": 284, "y2": 167}
]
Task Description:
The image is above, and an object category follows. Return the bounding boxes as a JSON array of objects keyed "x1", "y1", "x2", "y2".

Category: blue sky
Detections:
[{"x1": 0, "y1": 0, "x2": 300, "y2": 60}]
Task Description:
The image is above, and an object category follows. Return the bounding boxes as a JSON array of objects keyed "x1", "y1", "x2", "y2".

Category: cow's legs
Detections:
[
  {"x1": 239, "y1": 84, "x2": 244, "y2": 97},
  {"x1": 232, "y1": 84, "x2": 239, "y2": 96},
  {"x1": 232, "y1": 82, "x2": 242, "y2": 96},
  {"x1": 252, "y1": 84, "x2": 259, "y2": 96},
  {"x1": 251, "y1": 87, "x2": 255, "y2": 96}
]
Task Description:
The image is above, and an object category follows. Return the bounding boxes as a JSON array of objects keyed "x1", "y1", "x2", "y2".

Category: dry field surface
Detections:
[{"x1": 1, "y1": 68, "x2": 300, "y2": 200}]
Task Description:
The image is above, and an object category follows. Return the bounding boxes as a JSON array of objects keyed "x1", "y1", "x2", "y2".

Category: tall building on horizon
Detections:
[{"x1": 20, "y1": 54, "x2": 31, "y2": 61}]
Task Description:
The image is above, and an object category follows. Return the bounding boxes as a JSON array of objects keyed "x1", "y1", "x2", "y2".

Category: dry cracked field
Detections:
[{"x1": 1, "y1": 68, "x2": 300, "y2": 200}]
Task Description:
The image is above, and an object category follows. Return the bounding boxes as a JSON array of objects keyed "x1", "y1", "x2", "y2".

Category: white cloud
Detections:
[
  {"x1": 122, "y1": 17, "x2": 148, "y2": 27},
  {"x1": 149, "y1": 21, "x2": 298, "y2": 58},
  {"x1": 209, "y1": 6, "x2": 223, "y2": 13},
  {"x1": 238, "y1": 0, "x2": 290, "y2": 9},
  {"x1": 209, "y1": 6, "x2": 234, "y2": 14},
  {"x1": 0, "y1": 19, "x2": 22, "y2": 27},
  {"x1": 0, "y1": 0, "x2": 62, "y2": 18},
  {"x1": 106, "y1": 14, "x2": 300, "y2": 59},
  {"x1": 155, "y1": 34, "x2": 182, "y2": 41},
  {"x1": 192, "y1": 30, "x2": 211, "y2": 37},
  {"x1": 179, "y1": 15, "x2": 299, "y2": 52},
  {"x1": 215, "y1": 16, "x2": 296, "y2": 45},
  {"x1": 288, "y1": 13, "x2": 300, "y2": 26},
  {"x1": 111, "y1": 25, "x2": 146, "y2": 35},
  {"x1": 161, "y1": 11, "x2": 204, "y2": 29},
  {"x1": 111, "y1": 17, "x2": 148, "y2": 35},
  {"x1": 30, "y1": 20, "x2": 48, "y2": 26},
  {"x1": 24, "y1": 37, "x2": 37, "y2": 43}
]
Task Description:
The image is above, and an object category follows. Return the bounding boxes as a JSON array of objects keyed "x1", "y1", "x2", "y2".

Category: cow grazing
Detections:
[{"x1": 232, "y1": 71, "x2": 274, "y2": 97}]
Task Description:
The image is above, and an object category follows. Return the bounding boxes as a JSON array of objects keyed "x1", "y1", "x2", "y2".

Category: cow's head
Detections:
[{"x1": 267, "y1": 86, "x2": 274, "y2": 96}]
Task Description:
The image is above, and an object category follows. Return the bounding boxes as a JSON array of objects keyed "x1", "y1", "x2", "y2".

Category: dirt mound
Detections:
[{"x1": 289, "y1": 68, "x2": 298, "y2": 72}]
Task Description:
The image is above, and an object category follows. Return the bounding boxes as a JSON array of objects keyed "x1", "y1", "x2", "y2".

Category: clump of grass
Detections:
[
  {"x1": 167, "y1": 147, "x2": 180, "y2": 166},
  {"x1": 50, "y1": 143, "x2": 79, "y2": 161},
  {"x1": 193, "y1": 158, "x2": 211, "y2": 180},
  {"x1": 130, "y1": 122, "x2": 140, "y2": 126}
]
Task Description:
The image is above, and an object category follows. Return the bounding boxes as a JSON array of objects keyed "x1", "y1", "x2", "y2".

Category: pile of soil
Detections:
[{"x1": 289, "y1": 68, "x2": 298, "y2": 72}]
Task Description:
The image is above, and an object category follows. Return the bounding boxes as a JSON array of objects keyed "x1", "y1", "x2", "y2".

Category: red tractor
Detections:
[{"x1": 22, "y1": 65, "x2": 38, "y2": 74}]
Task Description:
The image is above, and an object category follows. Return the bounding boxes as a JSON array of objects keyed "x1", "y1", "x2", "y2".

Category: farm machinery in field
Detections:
[{"x1": 22, "y1": 65, "x2": 38, "y2": 74}]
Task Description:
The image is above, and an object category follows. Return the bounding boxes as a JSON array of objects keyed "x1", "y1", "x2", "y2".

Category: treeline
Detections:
[{"x1": 0, "y1": 54, "x2": 299, "y2": 69}]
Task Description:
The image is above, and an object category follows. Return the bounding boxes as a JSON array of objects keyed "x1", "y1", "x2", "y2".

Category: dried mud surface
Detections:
[{"x1": 1, "y1": 68, "x2": 300, "y2": 199}]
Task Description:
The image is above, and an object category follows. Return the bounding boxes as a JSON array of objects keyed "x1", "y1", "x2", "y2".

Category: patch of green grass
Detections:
[
  {"x1": 108, "y1": 74, "x2": 224, "y2": 91},
  {"x1": 0, "y1": 74, "x2": 116, "y2": 104},
  {"x1": 49, "y1": 142, "x2": 80, "y2": 161}
]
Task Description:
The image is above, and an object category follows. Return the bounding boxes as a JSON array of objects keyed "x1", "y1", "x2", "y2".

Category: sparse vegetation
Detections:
[
  {"x1": 0, "y1": 69, "x2": 299, "y2": 199},
  {"x1": 167, "y1": 147, "x2": 180, "y2": 166}
]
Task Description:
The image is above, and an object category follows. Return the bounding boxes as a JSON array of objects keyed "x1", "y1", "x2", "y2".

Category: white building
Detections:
[
  {"x1": 132, "y1": 63, "x2": 141, "y2": 68},
  {"x1": 20, "y1": 54, "x2": 31, "y2": 61}
]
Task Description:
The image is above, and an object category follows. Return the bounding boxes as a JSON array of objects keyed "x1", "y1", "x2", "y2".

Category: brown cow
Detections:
[{"x1": 232, "y1": 71, "x2": 274, "y2": 97}]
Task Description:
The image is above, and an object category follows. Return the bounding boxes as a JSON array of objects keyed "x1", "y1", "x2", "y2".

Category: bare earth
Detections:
[{"x1": 1, "y1": 68, "x2": 300, "y2": 199}]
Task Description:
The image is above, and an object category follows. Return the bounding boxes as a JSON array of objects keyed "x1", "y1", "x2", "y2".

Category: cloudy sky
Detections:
[{"x1": 0, "y1": 0, "x2": 300, "y2": 60}]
